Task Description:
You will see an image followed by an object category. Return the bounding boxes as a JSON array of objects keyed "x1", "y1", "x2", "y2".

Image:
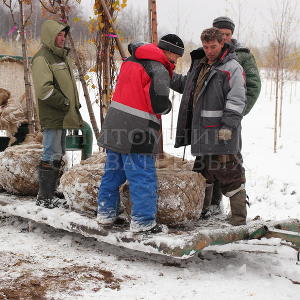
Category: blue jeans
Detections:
[
  {"x1": 98, "y1": 149, "x2": 157, "y2": 226},
  {"x1": 42, "y1": 129, "x2": 66, "y2": 162}
]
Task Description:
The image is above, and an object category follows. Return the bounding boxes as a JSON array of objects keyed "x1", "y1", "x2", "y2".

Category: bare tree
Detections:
[
  {"x1": 117, "y1": 7, "x2": 149, "y2": 43},
  {"x1": 271, "y1": 0, "x2": 296, "y2": 152},
  {"x1": 2, "y1": 0, "x2": 36, "y2": 134}
]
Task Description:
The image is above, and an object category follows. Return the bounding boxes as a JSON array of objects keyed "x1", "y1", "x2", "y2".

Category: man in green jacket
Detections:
[
  {"x1": 203, "y1": 16, "x2": 261, "y2": 217},
  {"x1": 32, "y1": 20, "x2": 83, "y2": 209}
]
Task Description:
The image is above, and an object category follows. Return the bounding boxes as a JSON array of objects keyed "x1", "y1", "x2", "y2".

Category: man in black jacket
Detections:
[
  {"x1": 171, "y1": 28, "x2": 247, "y2": 226},
  {"x1": 209, "y1": 16, "x2": 261, "y2": 215}
]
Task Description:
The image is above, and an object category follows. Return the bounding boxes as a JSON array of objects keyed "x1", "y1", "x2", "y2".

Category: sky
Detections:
[{"x1": 80, "y1": 0, "x2": 300, "y2": 47}]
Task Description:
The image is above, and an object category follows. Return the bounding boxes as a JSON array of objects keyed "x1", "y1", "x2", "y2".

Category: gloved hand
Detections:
[{"x1": 218, "y1": 127, "x2": 232, "y2": 141}]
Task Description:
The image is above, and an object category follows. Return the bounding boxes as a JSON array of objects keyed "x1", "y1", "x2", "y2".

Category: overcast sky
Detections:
[{"x1": 80, "y1": 0, "x2": 300, "y2": 47}]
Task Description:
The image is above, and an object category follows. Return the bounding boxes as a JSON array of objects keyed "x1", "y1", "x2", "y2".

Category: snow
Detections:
[{"x1": 1, "y1": 75, "x2": 300, "y2": 299}]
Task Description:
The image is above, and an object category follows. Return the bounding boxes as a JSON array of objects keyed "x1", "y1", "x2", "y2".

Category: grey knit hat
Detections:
[
  {"x1": 158, "y1": 34, "x2": 184, "y2": 56},
  {"x1": 213, "y1": 16, "x2": 235, "y2": 33}
]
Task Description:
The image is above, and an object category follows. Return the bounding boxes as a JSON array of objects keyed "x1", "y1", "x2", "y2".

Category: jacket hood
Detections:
[
  {"x1": 41, "y1": 20, "x2": 70, "y2": 58},
  {"x1": 129, "y1": 43, "x2": 175, "y2": 77},
  {"x1": 190, "y1": 42, "x2": 237, "y2": 64}
]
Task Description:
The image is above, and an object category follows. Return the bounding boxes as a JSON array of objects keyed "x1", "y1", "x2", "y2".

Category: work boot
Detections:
[
  {"x1": 144, "y1": 224, "x2": 167, "y2": 234},
  {"x1": 36, "y1": 161, "x2": 60, "y2": 209},
  {"x1": 229, "y1": 189, "x2": 247, "y2": 226},
  {"x1": 130, "y1": 223, "x2": 168, "y2": 234},
  {"x1": 200, "y1": 183, "x2": 214, "y2": 219}
]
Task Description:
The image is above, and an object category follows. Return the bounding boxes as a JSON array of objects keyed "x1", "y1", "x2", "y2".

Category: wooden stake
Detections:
[
  {"x1": 57, "y1": 0, "x2": 100, "y2": 140},
  {"x1": 148, "y1": 0, "x2": 158, "y2": 44},
  {"x1": 148, "y1": 0, "x2": 164, "y2": 157}
]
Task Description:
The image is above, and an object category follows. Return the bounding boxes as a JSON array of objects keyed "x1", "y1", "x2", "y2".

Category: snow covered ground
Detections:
[{"x1": 1, "y1": 75, "x2": 300, "y2": 299}]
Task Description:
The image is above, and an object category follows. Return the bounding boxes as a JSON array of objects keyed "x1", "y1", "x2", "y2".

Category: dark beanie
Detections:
[
  {"x1": 158, "y1": 34, "x2": 184, "y2": 56},
  {"x1": 213, "y1": 16, "x2": 235, "y2": 33}
]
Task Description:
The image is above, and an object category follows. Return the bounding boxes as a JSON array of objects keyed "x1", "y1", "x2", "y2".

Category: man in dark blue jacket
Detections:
[{"x1": 172, "y1": 28, "x2": 247, "y2": 226}]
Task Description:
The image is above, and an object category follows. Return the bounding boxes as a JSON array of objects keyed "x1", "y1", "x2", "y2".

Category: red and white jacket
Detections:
[{"x1": 98, "y1": 42, "x2": 174, "y2": 154}]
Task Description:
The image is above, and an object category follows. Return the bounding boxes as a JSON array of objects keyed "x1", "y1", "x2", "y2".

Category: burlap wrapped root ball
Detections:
[
  {"x1": 0, "y1": 142, "x2": 43, "y2": 195},
  {"x1": 59, "y1": 152, "x2": 106, "y2": 215},
  {"x1": 0, "y1": 88, "x2": 28, "y2": 146},
  {"x1": 121, "y1": 154, "x2": 206, "y2": 227}
]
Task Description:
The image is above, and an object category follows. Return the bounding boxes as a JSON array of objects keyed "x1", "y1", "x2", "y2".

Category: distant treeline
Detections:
[{"x1": 1, "y1": 2, "x2": 299, "y2": 73}]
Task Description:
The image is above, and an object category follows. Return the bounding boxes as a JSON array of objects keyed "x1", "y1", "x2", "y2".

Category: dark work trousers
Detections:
[{"x1": 193, "y1": 153, "x2": 246, "y2": 196}]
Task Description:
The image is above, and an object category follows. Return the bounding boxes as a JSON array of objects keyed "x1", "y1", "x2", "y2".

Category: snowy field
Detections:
[{"x1": 0, "y1": 75, "x2": 300, "y2": 299}]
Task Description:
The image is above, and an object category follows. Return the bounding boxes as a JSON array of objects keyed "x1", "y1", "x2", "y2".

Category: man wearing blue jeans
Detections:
[
  {"x1": 32, "y1": 20, "x2": 83, "y2": 208},
  {"x1": 97, "y1": 35, "x2": 184, "y2": 233}
]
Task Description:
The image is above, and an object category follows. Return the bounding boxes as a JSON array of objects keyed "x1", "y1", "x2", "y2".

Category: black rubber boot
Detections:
[
  {"x1": 200, "y1": 183, "x2": 214, "y2": 219},
  {"x1": 229, "y1": 189, "x2": 247, "y2": 226},
  {"x1": 53, "y1": 159, "x2": 65, "y2": 200},
  {"x1": 36, "y1": 162, "x2": 60, "y2": 209},
  {"x1": 211, "y1": 180, "x2": 223, "y2": 206}
]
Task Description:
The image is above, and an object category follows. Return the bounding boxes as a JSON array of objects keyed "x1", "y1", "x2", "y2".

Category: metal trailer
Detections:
[{"x1": 0, "y1": 193, "x2": 299, "y2": 260}]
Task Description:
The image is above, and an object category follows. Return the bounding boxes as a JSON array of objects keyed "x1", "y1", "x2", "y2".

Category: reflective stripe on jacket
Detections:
[
  {"x1": 98, "y1": 43, "x2": 174, "y2": 154},
  {"x1": 171, "y1": 44, "x2": 246, "y2": 155}
]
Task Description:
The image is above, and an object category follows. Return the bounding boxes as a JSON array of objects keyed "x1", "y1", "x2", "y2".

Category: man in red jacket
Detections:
[{"x1": 97, "y1": 34, "x2": 184, "y2": 233}]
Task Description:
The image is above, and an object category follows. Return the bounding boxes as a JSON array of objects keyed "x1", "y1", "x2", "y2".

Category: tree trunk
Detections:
[
  {"x1": 274, "y1": 45, "x2": 280, "y2": 153},
  {"x1": 57, "y1": 0, "x2": 100, "y2": 140},
  {"x1": 148, "y1": 0, "x2": 164, "y2": 157},
  {"x1": 170, "y1": 90, "x2": 175, "y2": 139},
  {"x1": 19, "y1": 0, "x2": 35, "y2": 134},
  {"x1": 99, "y1": 0, "x2": 127, "y2": 59},
  {"x1": 70, "y1": 35, "x2": 100, "y2": 140},
  {"x1": 279, "y1": 68, "x2": 284, "y2": 137}
]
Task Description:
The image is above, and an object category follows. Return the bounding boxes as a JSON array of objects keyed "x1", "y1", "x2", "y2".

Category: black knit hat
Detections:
[
  {"x1": 158, "y1": 34, "x2": 184, "y2": 56},
  {"x1": 213, "y1": 16, "x2": 235, "y2": 33}
]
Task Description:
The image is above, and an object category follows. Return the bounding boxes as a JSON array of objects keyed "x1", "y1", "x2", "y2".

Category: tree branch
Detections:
[
  {"x1": 2, "y1": 0, "x2": 17, "y2": 26},
  {"x1": 39, "y1": 0, "x2": 56, "y2": 14},
  {"x1": 24, "y1": 2, "x2": 33, "y2": 26}
]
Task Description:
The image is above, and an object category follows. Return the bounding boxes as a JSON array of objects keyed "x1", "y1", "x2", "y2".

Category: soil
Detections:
[{"x1": 0, "y1": 252, "x2": 123, "y2": 300}]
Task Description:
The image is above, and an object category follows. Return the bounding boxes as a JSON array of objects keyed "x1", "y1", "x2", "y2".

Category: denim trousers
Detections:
[
  {"x1": 98, "y1": 149, "x2": 157, "y2": 226},
  {"x1": 42, "y1": 129, "x2": 66, "y2": 162}
]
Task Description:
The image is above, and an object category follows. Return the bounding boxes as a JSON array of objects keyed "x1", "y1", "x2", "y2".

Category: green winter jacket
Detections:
[
  {"x1": 232, "y1": 40, "x2": 261, "y2": 115},
  {"x1": 31, "y1": 20, "x2": 83, "y2": 129}
]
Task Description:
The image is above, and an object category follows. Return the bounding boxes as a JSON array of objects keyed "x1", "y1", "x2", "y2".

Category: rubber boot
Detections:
[
  {"x1": 207, "y1": 180, "x2": 223, "y2": 215},
  {"x1": 53, "y1": 159, "x2": 65, "y2": 200},
  {"x1": 36, "y1": 162, "x2": 60, "y2": 209},
  {"x1": 229, "y1": 189, "x2": 247, "y2": 226},
  {"x1": 211, "y1": 180, "x2": 222, "y2": 206},
  {"x1": 200, "y1": 183, "x2": 214, "y2": 219}
]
